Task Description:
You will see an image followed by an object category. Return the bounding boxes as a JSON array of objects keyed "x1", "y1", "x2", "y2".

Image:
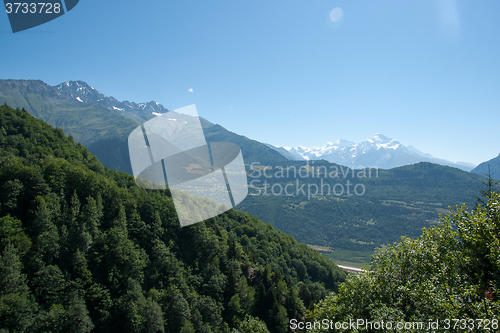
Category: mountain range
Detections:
[
  {"x1": 0, "y1": 79, "x2": 494, "y2": 262},
  {"x1": 0, "y1": 79, "x2": 137, "y2": 145},
  {"x1": 0, "y1": 79, "x2": 289, "y2": 173},
  {"x1": 55, "y1": 80, "x2": 170, "y2": 123},
  {"x1": 0, "y1": 79, "x2": 484, "y2": 173},
  {"x1": 269, "y1": 133, "x2": 476, "y2": 171}
]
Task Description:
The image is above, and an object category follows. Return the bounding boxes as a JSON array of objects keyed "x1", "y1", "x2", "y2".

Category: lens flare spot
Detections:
[
  {"x1": 330, "y1": 7, "x2": 343, "y2": 23},
  {"x1": 327, "y1": 7, "x2": 344, "y2": 29}
]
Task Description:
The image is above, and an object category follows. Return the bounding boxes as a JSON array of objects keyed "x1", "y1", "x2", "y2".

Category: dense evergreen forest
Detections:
[{"x1": 0, "y1": 105, "x2": 346, "y2": 332}]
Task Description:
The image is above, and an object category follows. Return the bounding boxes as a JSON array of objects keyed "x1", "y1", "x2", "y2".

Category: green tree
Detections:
[
  {"x1": 31, "y1": 197, "x2": 60, "y2": 268},
  {"x1": 0, "y1": 215, "x2": 31, "y2": 256},
  {"x1": 232, "y1": 315, "x2": 270, "y2": 333},
  {"x1": 0, "y1": 244, "x2": 36, "y2": 331}
]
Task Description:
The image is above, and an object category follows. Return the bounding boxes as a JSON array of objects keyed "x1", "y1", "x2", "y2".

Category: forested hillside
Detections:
[
  {"x1": 238, "y1": 159, "x2": 485, "y2": 256},
  {"x1": 0, "y1": 106, "x2": 346, "y2": 333}
]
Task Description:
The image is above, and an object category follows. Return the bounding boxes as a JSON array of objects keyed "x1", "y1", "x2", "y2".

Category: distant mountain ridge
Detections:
[
  {"x1": 0, "y1": 79, "x2": 289, "y2": 173},
  {"x1": 270, "y1": 133, "x2": 476, "y2": 171},
  {"x1": 0, "y1": 79, "x2": 138, "y2": 146},
  {"x1": 471, "y1": 153, "x2": 500, "y2": 180},
  {"x1": 0, "y1": 80, "x2": 169, "y2": 124},
  {"x1": 0, "y1": 79, "x2": 172, "y2": 173},
  {"x1": 55, "y1": 80, "x2": 170, "y2": 122},
  {"x1": 0, "y1": 79, "x2": 479, "y2": 173}
]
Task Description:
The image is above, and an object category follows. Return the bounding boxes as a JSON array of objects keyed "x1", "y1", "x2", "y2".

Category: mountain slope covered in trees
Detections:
[
  {"x1": 0, "y1": 105, "x2": 346, "y2": 333},
  {"x1": 237, "y1": 159, "x2": 485, "y2": 257}
]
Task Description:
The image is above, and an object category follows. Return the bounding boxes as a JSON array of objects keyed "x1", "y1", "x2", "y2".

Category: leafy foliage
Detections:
[
  {"x1": 307, "y1": 193, "x2": 500, "y2": 332},
  {"x1": 0, "y1": 106, "x2": 346, "y2": 332}
]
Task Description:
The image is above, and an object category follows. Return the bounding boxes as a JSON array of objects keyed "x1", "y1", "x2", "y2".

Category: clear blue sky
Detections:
[{"x1": 1, "y1": 0, "x2": 499, "y2": 165}]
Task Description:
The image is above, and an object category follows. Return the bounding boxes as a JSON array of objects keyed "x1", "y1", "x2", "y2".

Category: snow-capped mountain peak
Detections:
[
  {"x1": 55, "y1": 80, "x2": 170, "y2": 122},
  {"x1": 270, "y1": 134, "x2": 476, "y2": 171},
  {"x1": 362, "y1": 134, "x2": 402, "y2": 151},
  {"x1": 56, "y1": 80, "x2": 106, "y2": 103},
  {"x1": 369, "y1": 133, "x2": 392, "y2": 143}
]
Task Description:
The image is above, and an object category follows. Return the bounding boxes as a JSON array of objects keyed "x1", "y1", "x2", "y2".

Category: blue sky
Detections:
[{"x1": 1, "y1": 0, "x2": 499, "y2": 165}]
